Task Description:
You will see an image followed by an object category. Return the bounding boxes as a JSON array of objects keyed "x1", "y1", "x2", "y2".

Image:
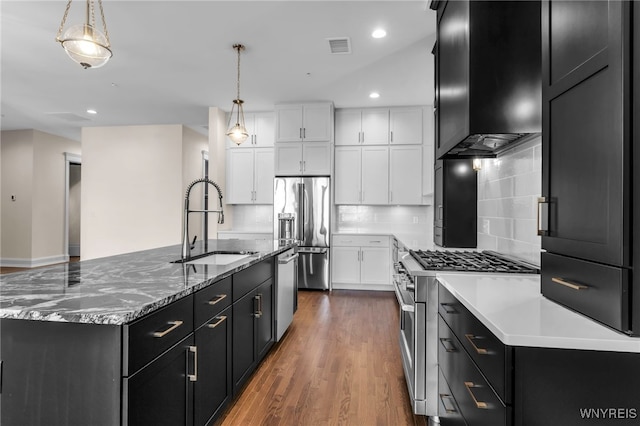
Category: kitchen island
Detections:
[{"x1": 0, "y1": 239, "x2": 293, "y2": 426}]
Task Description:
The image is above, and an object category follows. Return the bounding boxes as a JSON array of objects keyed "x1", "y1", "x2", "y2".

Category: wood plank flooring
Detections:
[{"x1": 217, "y1": 290, "x2": 427, "y2": 426}]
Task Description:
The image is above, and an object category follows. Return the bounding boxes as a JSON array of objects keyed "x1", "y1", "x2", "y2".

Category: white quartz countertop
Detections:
[{"x1": 437, "y1": 273, "x2": 640, "y2": 353}]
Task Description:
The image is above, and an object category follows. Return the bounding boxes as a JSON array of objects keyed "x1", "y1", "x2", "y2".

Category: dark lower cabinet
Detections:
[
  {"x1": 233, "y1": 278, "x2": 275, "y2": 395},
  {"x1": 125, "y1": 334, "x2": 195, "y2": 426},
  {"x1": 194, "y1": 307, "x2": 232, "y2": 426},
  {"x1": 438, "y1": 369, "x2": 467, "y2": 426}
]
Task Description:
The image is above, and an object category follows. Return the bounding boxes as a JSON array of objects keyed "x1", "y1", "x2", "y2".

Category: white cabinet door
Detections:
[
  {"x1": 390, "y1": 107, "x2": 423, "y2": 145},
  {"x1": 274, "y1": 143, "x2": 303, "y2": 175},
  {"x1": 302, "y1": 142, "x2": 331, "y2": 175},
  {"x1": 331, "y1": 246, "x2": 361, "y2": 284},
  {"x1": 334, "y1": 147, "x2": 362, "y2": 204},
  {"x1": 227, "y1": 150, "x2": 255, "y2": 204},
  {"x1": 253, "y1": 112, "x2": 275, "y2": 147},
  {"x1": 253, "y1": 148, "x2": 274, "y2": 204},
  {"x1": 302, "y1": 104, "x2": 332, "y2": 142},
  {"x1": 276, "y1": 105, "x2": 304, "y2": 142},
  {"x1": 361, "y1": 146, "x2": 389, "y2": 205},
  {"x1": 361, "y1": 109, "x2": 389, "y2": 145},
  {"x1": 335, "y1": 109, "x2": 362, "y2": 145},
  {"x1": 360, "y1": 247, "x2": 390, "y2": 285},
  {"x1": 390, "y1": 146, "x2": 422, "y2": 205}
]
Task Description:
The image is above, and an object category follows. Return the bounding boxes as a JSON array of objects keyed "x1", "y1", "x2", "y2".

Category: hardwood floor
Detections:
[{"x1": 217, "y1": 290, "x2": 427, "y2": 426}]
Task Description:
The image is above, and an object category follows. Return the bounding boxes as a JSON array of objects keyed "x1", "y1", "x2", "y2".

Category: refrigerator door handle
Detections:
[
  {"x1": 298, "y1": 182, "x2": 305, "y2": 243},
  {"x1": 298, "y1": 248, "x2": 328, "y2": 254}
]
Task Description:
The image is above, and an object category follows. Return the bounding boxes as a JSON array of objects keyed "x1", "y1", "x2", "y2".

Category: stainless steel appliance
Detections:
[
  {"x1": 276, "y1": 248, "x2": 298, "y2": 341},
  {"x1": 274, "y1": 176, "x2": 331, "y2": 290},
  {"x1": 393, "y1": 248, "x2": 539, "y2": 416}
]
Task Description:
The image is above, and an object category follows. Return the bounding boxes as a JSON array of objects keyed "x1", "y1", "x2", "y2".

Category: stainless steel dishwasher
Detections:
[{"x1": 276, "y1": 247, "x2": 298, "y2": 341}]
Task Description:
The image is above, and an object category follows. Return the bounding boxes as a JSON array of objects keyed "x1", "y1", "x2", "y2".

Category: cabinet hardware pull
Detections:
[
  {"x1": 390, "y1": 131, "x2": 393, "y2": 143},
  {"x1": 552, "y1": 277, "x2": 588, "y2": 291},
  {"x1": 303, "y1": 128, "x2": 306, "y2": 139},
  {"x1": 464, "y1": 382, "x2": 488, "y2": 409},
  {"x1": 440, "y1": 303, "x2": 457, "y2": 314},
  {"x1": 439, "y1": 393, "x2": 457, "y2": 413},
  {"x1": 537, "y1": 197, "x2": 549, "y2": 236},
  {"x1": 303, "y1": 161, "x2": 306, "y2": 172},
  {"x1": 208, "y1": 294, "x2": 227, "y2": 305},
  {"x1": 207, "y1": 315, "x2": 227, "y2": 329},
  {"x1": 439, "y1": 337, "x2": 457, "y2": 353},
  {"x1": 299, "y1": 161, "x2": 303, "y2": 172},
  {"x1": 390, "y1": 191, "x2": 393, "y2": 202},
  {"x1": 188, "y1": 346, "x2": 197, "y2": 382},
  {"x1": 299, "y1": 128, "x2": 302, "y2": 139},
  {"x1": 369, "y1": 240, "x2": 381, "y2": 243},
  {"x1": 152, "y1": 320, "x2": 183, "y2": 338},
  {"x1": 254, "y1": 294, "x2": 263, "y2": 318},
  {"x1": 465, "y1": 334, "x2": 489, "y2": 355}
]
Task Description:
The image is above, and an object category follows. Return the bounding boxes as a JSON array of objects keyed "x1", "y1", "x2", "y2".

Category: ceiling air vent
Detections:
[{"x1": 327, "y1": 37, "x2": 351, "y2": 54}]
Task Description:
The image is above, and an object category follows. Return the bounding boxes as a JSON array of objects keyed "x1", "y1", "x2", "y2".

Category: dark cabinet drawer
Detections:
[
  {"x1": 439, "y1": 367, "x2": 468, "y2": 426},
  {"x1": 439, "y1": 283, "x2": 510, "y2": 403},
  {"x1": 126, "y1": 295, "x2": 194, "y2": 375},
  {"x1": 233, "y1": 258, "x2": 273, "y2": 302},
  {"x1": 194, "y1": 277, "x2": 232, "y2": 326},
  {"x1": 439, "y1": 317, "x2": 508, "y2": 426},
  {"x1": 541, "y1": 252, "x2": 629, "y2": 332}
]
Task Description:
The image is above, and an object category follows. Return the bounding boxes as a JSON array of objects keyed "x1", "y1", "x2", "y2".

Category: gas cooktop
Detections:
[{"x1": 409, "y1": 250, "x2": 539, "y2": 274}]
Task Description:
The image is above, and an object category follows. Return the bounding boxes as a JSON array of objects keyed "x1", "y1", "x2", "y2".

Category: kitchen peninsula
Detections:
[{"x1": 0, "y1": 239, "x2": 293, "y2": 426}]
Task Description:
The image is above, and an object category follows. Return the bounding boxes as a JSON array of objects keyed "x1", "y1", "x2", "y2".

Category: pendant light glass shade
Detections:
[
  {"x1": 227, "y1": 100, "x2": 249, "y2": 145},
  {"x1": 226, "y1": 44, "x2": 249, "y2": 145},
  {"x1": 56, "y1": 0, "x2": 112, "y2": 69}
]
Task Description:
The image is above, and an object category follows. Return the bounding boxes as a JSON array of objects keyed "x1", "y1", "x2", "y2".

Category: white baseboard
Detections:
[
  {"x1": 1, "y1": 255, "x2": 69, "y2": 268},
  {"x1": 331, "y1": 283, "x2": 393, "y2": 292}
]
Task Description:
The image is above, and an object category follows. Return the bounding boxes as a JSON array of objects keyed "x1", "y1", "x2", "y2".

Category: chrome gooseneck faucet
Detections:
[{"x1": 181, "y1": 178, "x2": 225, "y2": 261}]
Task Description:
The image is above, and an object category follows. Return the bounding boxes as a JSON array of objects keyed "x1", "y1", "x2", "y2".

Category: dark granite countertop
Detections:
[{"x1": 0, "y1": 239, "x2": 293, "y2": 325}]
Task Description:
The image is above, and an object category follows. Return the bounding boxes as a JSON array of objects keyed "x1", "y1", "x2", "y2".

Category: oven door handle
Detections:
[{"x1": 393, "y1": 282, "x2": 415, "y2": 312}]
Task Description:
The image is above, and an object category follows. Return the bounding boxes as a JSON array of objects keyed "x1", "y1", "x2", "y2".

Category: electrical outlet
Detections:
[
  {"x1": 413, "y1": 216, "x2": 419, "y2": 224},
  {"x1": 482, "y1": 219, "x2": 490, "y2": 234},
  {"x1": 11, "y1": 195, "x2": 16, "y2": 202}
]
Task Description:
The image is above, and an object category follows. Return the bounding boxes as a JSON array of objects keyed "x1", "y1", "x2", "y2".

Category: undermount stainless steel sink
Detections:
[
  {"x1": 184, "y1": 253, "x2": 250, "y2": 265},
  {"x1": 172, "y1": 251, "x2": 258, "y2": 265}
]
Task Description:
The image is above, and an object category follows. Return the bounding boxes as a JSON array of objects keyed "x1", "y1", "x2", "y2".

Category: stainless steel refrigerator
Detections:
[{"x1": 274, "y1": 176, "x2": 330, "y2": 290}]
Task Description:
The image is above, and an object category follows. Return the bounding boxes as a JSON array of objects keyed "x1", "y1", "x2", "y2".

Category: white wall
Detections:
[
  {"x1": 1, "y1": 130, "x2": 81, "y2": 266},
  {"x1": 81, "y1": 124, "x2": 206, "y2": 260},
  {"x1": 476, "y1": 136, "x2": 542, "y2": 265}
]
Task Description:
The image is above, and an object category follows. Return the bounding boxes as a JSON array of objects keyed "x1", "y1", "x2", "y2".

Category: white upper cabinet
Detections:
[
  {"x1": 275, "y1": 103, "x2": 333, "y2": 143},
  {"x1": 335, "y1": 108, "x2": 389, "y2": 145},
  {"x1": 334, "y1": 146, "x2": 388, "y2": 205},
  {"x1": 226, "y1": 148, "x2": 274, "y2": 204},
  {"x1": 274, "y1": 142, "x2": 331, "y2": 176},
  {"x1": 227, "y1": 112, "x2": 275, "y2": 148},
  {"x1": 389, "y1": 107, "x2": 423, "y2": 145},
  {"x1": 389, "y1": 145, "x2": 422, "y2": 205}
]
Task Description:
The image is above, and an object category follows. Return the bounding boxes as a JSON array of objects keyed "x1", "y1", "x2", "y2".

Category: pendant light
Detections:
[
  {"x1": 226, "y1": 44, "x2": 249, "y2": 145},
  {"x1": 56, "y1": 0, "x2": 113, "y2": 69}
]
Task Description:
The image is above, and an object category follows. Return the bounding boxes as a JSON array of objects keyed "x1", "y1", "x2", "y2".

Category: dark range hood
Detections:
[{"x1": 432, "y1": 0, "x2": 542, "y2": 159}]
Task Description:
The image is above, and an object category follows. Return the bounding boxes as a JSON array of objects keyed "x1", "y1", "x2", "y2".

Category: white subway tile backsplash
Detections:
[{"x1": 477, "y1": 136, "x2": 542, "y2": 266}]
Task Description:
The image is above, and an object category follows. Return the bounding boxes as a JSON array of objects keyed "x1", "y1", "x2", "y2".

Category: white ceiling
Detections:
[{"x1": 1, "y1": 1, "x2": 436, "y2": 141}]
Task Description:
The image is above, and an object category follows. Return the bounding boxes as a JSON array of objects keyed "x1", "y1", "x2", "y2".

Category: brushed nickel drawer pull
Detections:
[
  {"x1": 152, "y1": 320, "x2": 184, "y2": 338},
  {"x1": 207, "y1": 315, "x2": 227, "y2": 329},
  {"x1": 207, "y1": 294, "x2": 227, "y2": 305},
  {"x1": 552, "y1": 277, "x2": 588, "y2": 291},
  {"x1": 465, "y1": 334, "x2": 488, "y2": 355},
  {"x1": 440, "y1": 303, "x2": 457, "y2": 314},
  {"x1": 439, "y1": 337, "x2": 457, "y2": 353},
  {"x1": 188, "y1": 346, "x2": 197, "y2": 382},
  {"x1": 439, "y1": 393, "x2": 457, "y2": 414},
  {"x1": 464, "y1": 381, "x2": 488, "y2": 409}
]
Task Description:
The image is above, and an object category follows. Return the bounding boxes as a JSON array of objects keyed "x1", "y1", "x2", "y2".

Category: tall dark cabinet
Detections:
[
  {"x1": 434, "y1": 159, "x2": 477, "y2": 248},
  {"x1": 540, "y1": 0, "x2": 637, "y2": 334}
]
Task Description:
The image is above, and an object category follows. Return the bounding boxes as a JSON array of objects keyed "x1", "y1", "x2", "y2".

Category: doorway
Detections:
[{"x1": 64, "y1": 153, "x2": 81, "y2": 260}]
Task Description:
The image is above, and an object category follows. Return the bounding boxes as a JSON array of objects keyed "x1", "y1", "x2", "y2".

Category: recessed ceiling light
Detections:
[
  {"x1": 369, "y1": 92, "x2": 380, "y2": 99},
  {"x1": 86, "y1": 109, "x2": 97, "y2": 114},
  {"x1": 372, "y1": 29, "x2": 387, "y2": 39}
]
